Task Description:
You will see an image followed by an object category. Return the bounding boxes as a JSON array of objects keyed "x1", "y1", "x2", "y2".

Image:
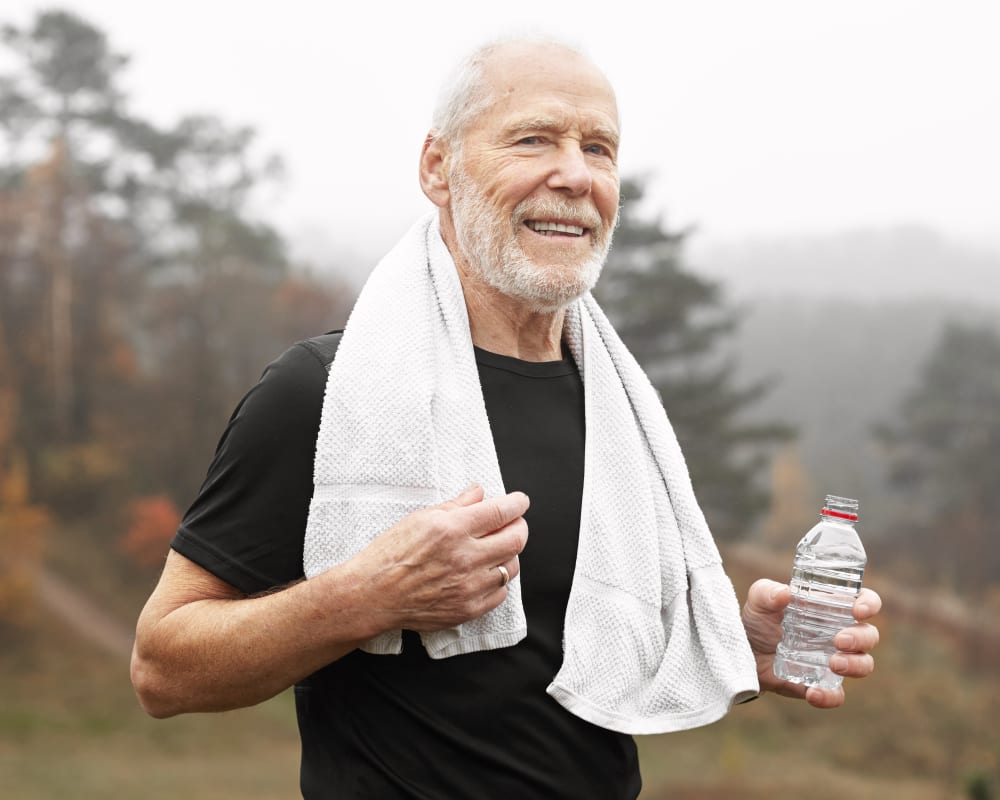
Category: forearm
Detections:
[
  {"x1": 131, "y1": 555, "x2": 381, "y2": 717},
  {"x1": 132, "y1": 488, "x2": 529, "y2": 718}
]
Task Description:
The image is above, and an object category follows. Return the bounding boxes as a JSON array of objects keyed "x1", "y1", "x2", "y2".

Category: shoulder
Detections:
[
  {"x1": 237, "y1": 330, "x2": 344, "y2": 420},
  {"x1": 200, "y1": 330, "x2": 344, "y2": 477},
  {"x1": 289, "y1": 330, "x2": 343, "y2": 373},
  {"x1": 264, "y1": 330, "x2": 343, "y2": 385},
  {"x1": 171, "y1": 330, "x2": 344, "y2": 594}
]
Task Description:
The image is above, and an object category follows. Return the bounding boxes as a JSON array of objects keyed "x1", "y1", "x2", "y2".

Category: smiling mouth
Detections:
[{"x1": 524, "y1": 220, "x2": 587, "y2": 237}]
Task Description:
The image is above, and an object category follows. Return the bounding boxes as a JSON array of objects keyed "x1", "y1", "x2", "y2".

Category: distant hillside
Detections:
[
  {"x1": 680, "y1": 226, "x2": 1000, "y2": 534},
  {"x1": 723, "y1": 296, "x2": 998, "y2": 533},
  {"x1": 694, "y1": 226, "x2": 1000, "y2": 306}
]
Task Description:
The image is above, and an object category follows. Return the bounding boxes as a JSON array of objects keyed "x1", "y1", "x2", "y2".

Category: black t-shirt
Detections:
[{"x1": 172, "y1": 333, "x2": 641, "y2": 799}]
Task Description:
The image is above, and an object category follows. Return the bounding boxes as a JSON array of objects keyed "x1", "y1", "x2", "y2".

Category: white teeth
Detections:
[{"x1": 527, "y1": 220, "x2": 585, "y2": 235}]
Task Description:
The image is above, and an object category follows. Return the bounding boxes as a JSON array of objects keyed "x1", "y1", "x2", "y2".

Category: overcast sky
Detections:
[{"x1": 5, "y1": 0, "x2": 999, "y2": 268}]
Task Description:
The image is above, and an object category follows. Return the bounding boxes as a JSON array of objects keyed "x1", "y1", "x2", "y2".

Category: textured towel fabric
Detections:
[{"x1": 303, "y1": 213, "x2": 759, "y2": 734}]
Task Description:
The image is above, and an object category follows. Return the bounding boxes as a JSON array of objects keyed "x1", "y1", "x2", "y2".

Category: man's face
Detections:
[{"x1": 446, "y1": 45, "x2": 621, "y2": 312}]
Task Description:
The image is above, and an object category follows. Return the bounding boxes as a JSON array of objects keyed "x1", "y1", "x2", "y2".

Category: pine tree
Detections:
[
  {"x1": 877, "y1": 322, "x2": 1000, "y2": 594},
  {"x1": 595, "y1": 178, "x2": 791, "y2": 540},
  {"x1": 0, "y1": 10, "x2": 353, "y2": 516}
]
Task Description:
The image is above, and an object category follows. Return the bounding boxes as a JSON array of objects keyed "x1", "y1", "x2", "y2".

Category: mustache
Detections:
[{"x1": 511, "y1": 198, "x2": 604, "y2": 231}]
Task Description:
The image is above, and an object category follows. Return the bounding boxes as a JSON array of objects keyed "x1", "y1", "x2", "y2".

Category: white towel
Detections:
[{"x1": 304, "y1": 213, "x2": 759, "y2": 734}]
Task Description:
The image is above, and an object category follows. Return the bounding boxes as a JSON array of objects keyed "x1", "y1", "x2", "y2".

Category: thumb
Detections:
[{"x1": 746, "y1": 578, "x2": 790, "y2": 615}]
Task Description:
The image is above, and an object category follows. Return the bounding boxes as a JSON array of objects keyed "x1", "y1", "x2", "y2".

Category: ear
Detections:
[{"x1": 419, "y1": 133, "x2": 451, "y2": 208}]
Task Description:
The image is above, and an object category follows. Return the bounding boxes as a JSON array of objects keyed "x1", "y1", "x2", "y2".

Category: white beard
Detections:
[{"x1": 449, "y1": 163, "x2": 616, "y2": 312}]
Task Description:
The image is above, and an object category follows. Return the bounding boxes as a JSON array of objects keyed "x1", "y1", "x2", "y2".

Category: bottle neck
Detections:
[
  {"x1": 819, "y1": 514, "x2": 858, "y2": 528},
  {"x1": 820, "y1": 509, "x2": 858, "y2": 527}
]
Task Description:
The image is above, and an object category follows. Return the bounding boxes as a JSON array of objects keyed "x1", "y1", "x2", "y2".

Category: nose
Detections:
[{"x1": 545, "y1": 142, "x2": 593, "y2": 197}]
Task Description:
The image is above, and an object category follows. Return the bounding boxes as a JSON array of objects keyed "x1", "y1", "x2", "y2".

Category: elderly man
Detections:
[{"x1": 132, "y1": 38, "x2": 880, "y2": 799}]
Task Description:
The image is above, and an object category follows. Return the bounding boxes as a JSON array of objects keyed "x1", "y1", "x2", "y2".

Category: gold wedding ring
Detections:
[{"x1": 497, "y1": 564, "x2": 510, "y2": 587}]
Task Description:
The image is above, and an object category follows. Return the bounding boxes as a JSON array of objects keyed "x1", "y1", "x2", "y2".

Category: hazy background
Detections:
[
  {"x1": 2, "y1": 2, "x2": 999, "y2": 798},
  {"x1": 4, "y1": 0, "x2": 998, "y2": 269}
]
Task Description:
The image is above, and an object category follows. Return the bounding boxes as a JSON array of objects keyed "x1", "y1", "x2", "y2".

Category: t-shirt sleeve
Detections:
[{"x1": 171, "y1": 338, "x2": 336, "y2": 595}]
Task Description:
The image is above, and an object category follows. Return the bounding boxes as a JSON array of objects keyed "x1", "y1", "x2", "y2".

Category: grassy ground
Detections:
[
  {"x1": 1, "y1": 617, "x2": 301, "y2": 799},
  {"x1": 4, "y1": 536, "x2": 998, "y2": 799},
  {"x1": 5, "y1": 611, "x2": 995, "y2": 800}
]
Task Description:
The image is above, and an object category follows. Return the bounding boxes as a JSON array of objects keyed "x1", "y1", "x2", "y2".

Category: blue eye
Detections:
[{"x1": 517, "y1": 136, "x2": 542, "y2": 145}]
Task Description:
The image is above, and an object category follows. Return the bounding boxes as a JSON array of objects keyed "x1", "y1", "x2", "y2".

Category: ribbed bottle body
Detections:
[{"x1": 773, "y1": 496, "x2": 866, "y2": 689}]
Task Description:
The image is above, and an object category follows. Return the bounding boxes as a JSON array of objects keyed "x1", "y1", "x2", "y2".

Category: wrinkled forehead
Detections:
[
  {"x1": 482, "y1": 42, "x2": 618, "y2": 109},
  {"x1": 478, "y1": 42, "x2": 620, "y2": 127}
]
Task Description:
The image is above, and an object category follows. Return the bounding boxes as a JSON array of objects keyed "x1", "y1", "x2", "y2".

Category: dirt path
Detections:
[
  {"x1": 34, "y1": 567, "x2": 135, "y2": 659},
  {"x1": 32, "y1": 543, "x2": 998, "y2": 667}
]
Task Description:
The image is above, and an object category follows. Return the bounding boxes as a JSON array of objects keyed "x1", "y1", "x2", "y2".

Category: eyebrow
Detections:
[{"x1": 505, "y1": 116, "x2": 620, "y2": 151}]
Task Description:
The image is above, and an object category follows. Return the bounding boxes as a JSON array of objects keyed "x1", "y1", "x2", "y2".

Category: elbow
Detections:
[{"x1": 130, "y1": 645, "x2": 181, "y2": 719}]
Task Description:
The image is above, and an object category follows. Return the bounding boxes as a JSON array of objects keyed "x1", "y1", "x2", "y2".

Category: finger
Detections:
[
  {"x1": 472, "y1": 556, "x2": 521, "y2": 613},
  {"x1": 492, "y1": 554, "x2": 520, "y2": 586},
  {"x1": 490, "y1": 562, "x2": 512, "y2": 590},
  {"x1": 805, "y1": 685, "x2": 846, "y2": 709},
  {"x1": 853, "y1": 588, "x2": 882, "y2": 621},
  {"x1": 457, "y1": 491, "x2": 530, "y2": 538},
  {"x1": 834, "y1": 622, "x2": 880, "y2": 654},
  {"x1": 473, "y1": 517, "x2": 529, "y2": 574},
  {"x1": 504, "y1": 554, "x2": 521, "y2": 583},
  {"x1": 830, "y1": 652, "x2": 875, "y2": 679},
  {"x1": 485, "y1": 555, "x2": 521, "y2": 588},
  {"x1": 437, "y1": 483, "x2": 485, "y2": 510}
]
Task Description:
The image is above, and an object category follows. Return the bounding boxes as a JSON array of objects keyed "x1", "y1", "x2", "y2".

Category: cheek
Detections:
[
  {"x1": 470, "y1": 172, "x2": 519, "y2": 211},
  {"x1": 488, "y1": 161, "x2": 550, "y2": 205},
  {"x1": 594, "y1": 179, "x2": 620, "y2": 225}
]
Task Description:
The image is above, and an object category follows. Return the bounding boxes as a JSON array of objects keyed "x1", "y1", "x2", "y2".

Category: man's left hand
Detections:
[{"x1": 741, "y1": 578, "x2": 881, "y2": 709}]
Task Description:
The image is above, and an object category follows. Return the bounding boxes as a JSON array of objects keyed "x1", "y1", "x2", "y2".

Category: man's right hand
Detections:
[
  {"x1": 131, "y1": 484, "x2": 528, "y2": 717},
  {"x1": 351, "y1": 484, "x2": 529, "y2": 633}
]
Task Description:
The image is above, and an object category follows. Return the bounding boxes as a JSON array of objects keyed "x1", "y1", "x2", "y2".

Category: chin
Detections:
[{"x1": 495, "y1": 258, "x2": 603, "y2": 312}]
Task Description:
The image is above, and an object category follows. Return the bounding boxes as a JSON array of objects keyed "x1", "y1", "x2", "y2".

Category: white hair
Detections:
[{"x1": 430, "y1": 35, "x2": 596, "y2": 153}]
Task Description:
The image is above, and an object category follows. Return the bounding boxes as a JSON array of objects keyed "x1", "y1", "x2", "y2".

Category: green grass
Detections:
[
  {"x1": 4, "y1": 534, "x2": 998, "y2": 799},
  {"x1": 631, "y1": 564, "x2": 1000, "y2": 800},
  {"x1": 5, "y1": 609, "x2": 996, "y2": 800},
  {"x1": 1, "y1": 619, "x2": 302, "y2": 799}
]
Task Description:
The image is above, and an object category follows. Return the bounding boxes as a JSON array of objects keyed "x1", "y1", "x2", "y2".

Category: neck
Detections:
[
  {"x1": 439, "y1": 214, "x2": 567, "y2": 362},
  {"x1": 463, "y1": 279, "x2": 566, "y2": 361}
]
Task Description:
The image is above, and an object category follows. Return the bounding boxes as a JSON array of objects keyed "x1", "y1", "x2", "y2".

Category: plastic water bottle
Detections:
[{"x1": 773, "y1": 495, "x2": 867, "y2": 689}]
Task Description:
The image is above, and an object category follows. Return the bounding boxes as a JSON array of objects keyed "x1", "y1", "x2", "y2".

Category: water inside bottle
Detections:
[{"x1": 775, "y1": 561, "x2": 865, "y2": 688}]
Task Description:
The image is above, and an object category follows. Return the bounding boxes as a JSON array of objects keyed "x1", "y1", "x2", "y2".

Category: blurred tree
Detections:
[
  {"x1": 877, "y1": 323, "x2": 1000, "y2": 595},
  {"x1": 0, "y1": 453, "x2": 50, "y2": 628},
  {"x1": 595, "y1": 178, "x2": 791, "y2": 540},
  {"x1": 0, "y1": 9, "x2": 354, "y2": 523},
  {"x1": 759, "y1": 445, "x2": 815, "y2": 547},
  {"x1": 0, "y1": 10, "x2": 136, "y2": 443},
  {"x1": 118, "y1": 494, "x2": 182, "y2": 569},
  {"x1": 0, "y1": 321, "x2": 48, "y2": 628},
  {"x1": 131, "y1": 114, "x2": 292, "y2": 498}
]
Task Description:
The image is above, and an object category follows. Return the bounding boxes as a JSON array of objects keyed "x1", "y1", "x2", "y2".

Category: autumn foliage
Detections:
[
  {"x1": 118, "y1": 495, "x2": 182, "y2": 569},
  {"x1": 0, "y1": 11, "x2": 353, "y2": 595},
  {"x1": 0, "y1": 453, "x2": 49, "y2": 626},
  {"x1": 0, "y1": 324, "x2": 48, "y2": 625}
]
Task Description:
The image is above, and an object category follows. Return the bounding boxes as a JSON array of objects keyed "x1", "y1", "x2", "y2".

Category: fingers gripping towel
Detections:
[{"x1": 303, "y1": 213, "x2": 759, "y2": 734}]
